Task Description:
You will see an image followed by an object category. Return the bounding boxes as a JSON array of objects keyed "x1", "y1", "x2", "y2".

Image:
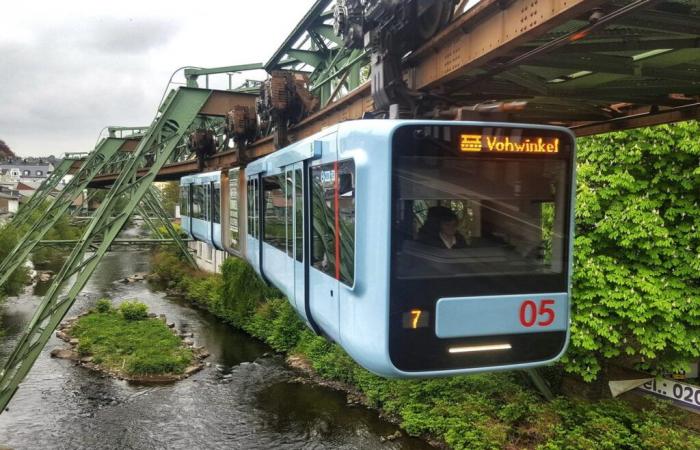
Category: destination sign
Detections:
[{"x1": 460, "y1": 134, "x2": 560, "y2": 154}]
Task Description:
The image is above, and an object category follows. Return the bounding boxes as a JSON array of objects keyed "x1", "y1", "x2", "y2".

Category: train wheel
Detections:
[{"x1": 417, "y1": 0, "x2": 455, "y2": 43}]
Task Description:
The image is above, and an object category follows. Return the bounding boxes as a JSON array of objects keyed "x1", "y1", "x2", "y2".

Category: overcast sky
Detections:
[{"x1": 0, "y1": 0, "x2": 317, "y2": 157}]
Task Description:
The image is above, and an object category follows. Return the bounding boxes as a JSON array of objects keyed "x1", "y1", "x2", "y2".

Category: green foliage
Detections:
[
  {"x1": 152, "y1": 252, "x2": 700, "y2": 449},
  {"x1": 220, "y1": 257, "x2": 278, "y2": 328},
  {"x1": 0, "y1": 224, "x2": 29, "y2": 299},
  {"x1": 118, "y1": 300, "x2": 148, "y2": 321},
  {"x1": 568, "y1": 122, "x2": 700, "y2": 380},
  {"x1": 71, "y1": 306, "x2": 193, "y2": 375},
  {"x1": 31, "y1": 211, "x2": 83, "y2": 267},
  {"x1": 148, "y1": 222, "x2": 187, "y2": 239},
  {"x1": 95, "y1": 298, "x2": 112, "y2": 314},
  {"x1": 159, "y1": 181, "x2": 180, "y2": 218}
]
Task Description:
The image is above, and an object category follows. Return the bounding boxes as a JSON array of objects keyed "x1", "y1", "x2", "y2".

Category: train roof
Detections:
[
  {"x1": 245, "y1": 119, "x2": 574, "y2": 175},
  {"x1": 180, "y1": 170, "x2": 220, "y2": 185}
]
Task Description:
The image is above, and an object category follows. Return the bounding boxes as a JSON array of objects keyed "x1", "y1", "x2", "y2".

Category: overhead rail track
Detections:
[{"x1": 76, "y1": 0, "x2": 700, "y2": 186}]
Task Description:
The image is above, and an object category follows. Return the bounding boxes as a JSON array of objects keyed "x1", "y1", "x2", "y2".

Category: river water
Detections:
[{"x1": 0, "y1": 249, "x2": 431, "y2": 450}]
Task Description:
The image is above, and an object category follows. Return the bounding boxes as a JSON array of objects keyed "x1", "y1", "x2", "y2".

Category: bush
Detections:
[
  {"x1": 0, "y1": 224, "x2": 29, "y2": 299},
  {"x1": 220, "y1": 257, "x2": 278, "y2": 328},
  {"x1": 568, "y1": 122, "x2": 700, "y2": 380},
  {"x1": 95, "y1": 298, "x2": 112, "y2": 314},
  {"x1": 119, "y1": 300, "x2": 148, "y2": 321}
]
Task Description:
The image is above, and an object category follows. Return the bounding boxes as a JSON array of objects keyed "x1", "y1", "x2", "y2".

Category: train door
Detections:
[
  {"x1": 291, "y1": 162, "x2": 304, "y2": 314},
  {"x1": 308, "y1": 134, "x2": 340, "y2": 341}
]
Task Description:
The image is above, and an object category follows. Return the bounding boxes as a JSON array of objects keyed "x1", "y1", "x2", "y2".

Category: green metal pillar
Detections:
[
  {"x1": 0, "y1": 138, "x2": 125, "y2": 290},
  {"x1": 0, "y1": 87, "x2": 212, "y2": 413}
]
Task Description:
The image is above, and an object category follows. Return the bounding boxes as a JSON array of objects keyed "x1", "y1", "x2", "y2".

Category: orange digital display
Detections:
[
  {"x1": 402, "y1": 310, "x2": 429, "y2": 329},
  {"x1": 460, "y1": 134, "x2": 560, "y2": 154}
]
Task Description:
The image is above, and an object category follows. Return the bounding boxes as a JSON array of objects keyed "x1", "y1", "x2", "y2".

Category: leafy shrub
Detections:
[
  {"x1": 0, "y1": 224, "x2": 29, "y2": 298},
  {"x1": 151, "y1": 250, "x2": 189, "y2": 285},
  {"x1": 220, "y1": 257, "x2": 278, "y2": 327},
  {"x1": 119, "y1": 300, "x2": 148, "y2": 321},
  {"x1": 95, "y1": 298, "x2": 112, "y2": 314},
  {"x1": 568, "y1": 122, "x2": 700, "y2": 380}
]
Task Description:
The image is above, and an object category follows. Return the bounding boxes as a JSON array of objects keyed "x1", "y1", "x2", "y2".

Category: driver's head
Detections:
[{"x1": 427, "y1": 206, "x2": 459, "y2": 237}]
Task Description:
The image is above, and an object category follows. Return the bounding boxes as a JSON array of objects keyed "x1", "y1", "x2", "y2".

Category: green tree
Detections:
[
  {"x1": 565, "y1": 122, "x2": 700, "y2": 381},
  {"x1": 158, "y1": 182, "x2": 180, "y2": 218},
  {"x1": 0, "y1": 225, "x2": 29, "y2": 299}
]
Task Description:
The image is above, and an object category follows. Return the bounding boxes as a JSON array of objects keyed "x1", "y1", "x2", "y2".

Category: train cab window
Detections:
[
  {"x1": 180, "y1": 186, "x2": 189, "y2": 217},
  {"x1": 213, "y1": 182, "x2": 221, "y2": 224},
  {"x1": 247, "y1": 178, "x2": 259, "y2": 239},
  {"x1": 310, "y1": 160, "x2": 355, "y2": 285},
  {"x1": 229, "y1": 169, "x2": 240, "y2": 249},
  {"x1": 391, "y1": 125, "x2": 571, "y2": 293},
  {"x1": 191, "y1": 184, "x2": 204, "y2": 220},
  {"x1": 262, "y1": 174, "x2": 288, "y2": 252}
]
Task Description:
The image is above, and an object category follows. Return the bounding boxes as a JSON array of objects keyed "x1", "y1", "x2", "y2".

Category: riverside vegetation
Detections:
[
  {"x1": 0, "y1": 203, "x2": 83, "y2": 302},
  {"x1": 152, "y1": 251, "x2": 699, "y2": 450},
  {"x1": 150, "y1": 122, "x2": 700, "y2": 449}
]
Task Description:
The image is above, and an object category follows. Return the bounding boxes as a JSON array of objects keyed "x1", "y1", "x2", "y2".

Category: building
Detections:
[
  {"x1": 0, "y1": 186, "x2": 20, "y2": 214},
  {"x1": 0, "y1": 160, "x2": 55, "y2": 183}
]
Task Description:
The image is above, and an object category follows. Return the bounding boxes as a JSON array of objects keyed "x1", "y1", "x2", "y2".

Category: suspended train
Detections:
[{"x1": 180, "y1": 120, "x2": 576, "y2": 377}]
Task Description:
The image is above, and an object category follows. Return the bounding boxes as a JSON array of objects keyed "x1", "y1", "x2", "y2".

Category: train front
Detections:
[{"x1": 388, "y1": 122, "x2": 575, "y2": 375}]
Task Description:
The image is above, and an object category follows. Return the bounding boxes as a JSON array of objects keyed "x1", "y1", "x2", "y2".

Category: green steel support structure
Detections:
[
  {"x1": 69, "y1": 188, "x2": 98, "y2": 218},
  {"x1": 141, "y1": 187, "x2": 197, "y2": 268},
  {"x1": 0, "y1": 87, "x2": 212, "y2": 412},
  {"x1": 0, "y1": 138, "x2": 126, "y2": 290},
  {"x1": 11, "y1": 158, "x2": 76, "y2": 228}
]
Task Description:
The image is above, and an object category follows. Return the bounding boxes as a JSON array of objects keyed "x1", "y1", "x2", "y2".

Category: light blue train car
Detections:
[
  {"x1": 243, "y1": 119, "x2": 576, "y2": 378},
  {"x1": 180, "y1": 171, "x2": 223, "y2": 250}
]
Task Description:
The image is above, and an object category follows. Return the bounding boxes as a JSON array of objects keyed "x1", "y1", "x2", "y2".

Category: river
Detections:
[{"x1": 0, "y1": 248, "x2": 432, "y2": 450}]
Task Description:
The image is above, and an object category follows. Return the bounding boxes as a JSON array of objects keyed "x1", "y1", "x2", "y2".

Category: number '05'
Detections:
[{"x1": 519, "y1": 299, "x2": 556, "y2": 327}]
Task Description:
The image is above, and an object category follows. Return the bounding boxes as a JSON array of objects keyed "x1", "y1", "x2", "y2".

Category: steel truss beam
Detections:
[
  {"x1": 0, "y1": 138, "x2": 126, "y2": 290},
  {"x1": 10, "y1": 158, "x2": 76, "y2": 228},
  {"x1": 0, "y1": 87, "x2": 212, "y2": 412},
  {"x1": 140, "y1": 187, "x2": 197, "y2": 268}
]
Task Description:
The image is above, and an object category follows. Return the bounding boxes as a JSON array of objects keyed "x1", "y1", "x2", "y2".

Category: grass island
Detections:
[{"x1": 52, "y1": 299, "x2": 207, "y2": 382}]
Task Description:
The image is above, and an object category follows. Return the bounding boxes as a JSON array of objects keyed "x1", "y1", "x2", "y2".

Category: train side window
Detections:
[
  {"x1": 285, "y1": 169, "x2": 294, "y2": 257},
  {"x1": 180, "y1": 186, "x2": 189, "y2": 217},
  {"x1": 204, "y1": 184, "x2": 211, "y2": 222},
  {"x1": 338, "y1": 160, "x2": 356, "y2": 286},
  {"x1": 229, "y1": 169, "x2": 239, "y2": 249},
  {"x1": 294, "y1": 169, "x2": 303, "y2": 263},
  {"x1": 192, "y1": 185, "x2": 203, "y2": 219},
  {"x1": 310, "y1": 160, "x2": 355, "y2": 285},
  {"x1": 254, "y1": 179, "x2": 260, "y2": 238},
  {"x1": 262, "y1": 174, "x2": 287, "y2": 252},
  {"x1": 247, "y1": 179, "x2": 258, "y2": 238},
  {"x1": 213, "y1": 182, "x2": 221, "y2": 224}
]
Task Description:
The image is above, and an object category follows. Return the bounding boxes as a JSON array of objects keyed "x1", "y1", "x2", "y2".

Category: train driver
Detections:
[{"x1": 418, "y1": 206, "x2": 467, "y2": 250}]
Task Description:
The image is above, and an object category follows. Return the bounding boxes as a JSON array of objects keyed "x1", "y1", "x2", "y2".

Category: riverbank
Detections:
[
  {"x1": 151, "y1": 250, "x2": 700, "y2": 449},
  {"x1": 51, "y1": 299, "x2": 206, "y2": 382}
]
